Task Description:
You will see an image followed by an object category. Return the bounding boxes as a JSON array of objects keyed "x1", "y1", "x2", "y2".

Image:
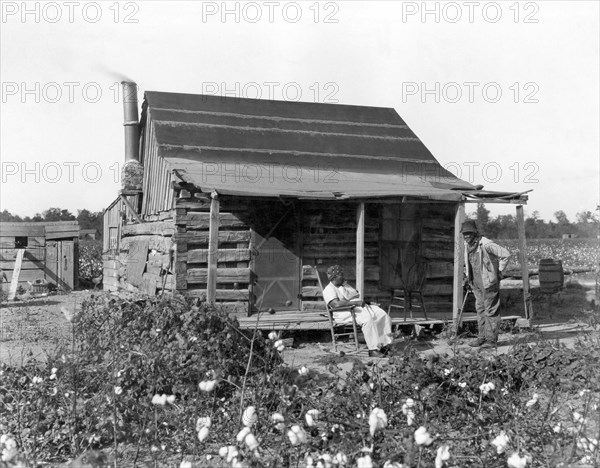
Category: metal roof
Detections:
[{"x1": 143, "y1": 91, "x2": 475, "y2": 200}]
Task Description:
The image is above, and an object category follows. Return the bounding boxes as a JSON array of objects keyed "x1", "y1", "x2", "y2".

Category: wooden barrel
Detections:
[{"x1": 538, "y1": 259, "x2": 564, "y2": 293}]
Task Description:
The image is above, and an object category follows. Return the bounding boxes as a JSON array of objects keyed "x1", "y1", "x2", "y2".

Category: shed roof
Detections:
[{"x1": 143, "y1": 91, "x2": 476, "y2": 200}]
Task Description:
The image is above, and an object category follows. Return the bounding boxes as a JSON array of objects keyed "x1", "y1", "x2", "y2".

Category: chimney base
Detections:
[{"x1": 121, "y1": 159, "x2": 143, "y2": 191}]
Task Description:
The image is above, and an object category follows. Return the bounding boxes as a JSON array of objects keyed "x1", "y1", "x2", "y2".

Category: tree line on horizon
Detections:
[
  {"x1": 0, "y1": 204, "x2": 598, "y2": 240},
  {"x1": 473, "y1": 203, "x2": 600, "y2": 239}
]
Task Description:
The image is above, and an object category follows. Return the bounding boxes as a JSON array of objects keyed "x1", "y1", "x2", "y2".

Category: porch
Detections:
[{"x1": 236, "y1": 308, "x2": 522, "y2": 331}]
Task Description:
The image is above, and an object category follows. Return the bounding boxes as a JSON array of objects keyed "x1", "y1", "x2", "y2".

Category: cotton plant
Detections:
[
  {"x1": 490, "y1": 431, "x2": 510, "y2": 454},
  {"x1": 273, "y1": 339, "x2": 285, "y2": 352},
  {"x1": 196, "y1": 416, "x2": 211, "y2": 442},
  {"x1": 479, "y1": 382, "x2": 496, "y2": 396},
  {"x1": 288, "y1": 425, "x2": 308, "y2": 445},
  {"x1": 199, "y1": 379, "x2": 217, "y2": 392},
  {"x1": 356, "y1": 454, "x2": 374, "y2": 468},
  {"x1": 271, "y1": 412, "x2": 285, "y2": 431},
  {"x1": 305, "y1": 409, "x2": 321, "y2": 427},
  {"x1": 151, "y1": 393, "x2": 176, "y2": 405},
  {"x1": 368, "y1": 408, "x2": 387, "y2": 436},
  {"x1": 525, "y1": 393, "x2": 539, "y2": 408},
  {"x1": 401, "y1": 398, "x2": 415, "y2": 426},
  {"x1": 507, "y1": 452, "x2": 529, "y2": 468},
  {"x1": 267, "y1": 331, "x2": 286, "y2": 351},
  {"x1": 1, "y1": 434, "x2": 18, "y2": 463},
  {"x1": 242, "y1": 406, "x2": 258, "y2": 427},
  {"x1": 435, "y1": 445, "x2": 450, "y2": 468},
  {"x1": 236, "y1": 424, "x2": 260, "y2": 454},
  {"x1": 414, "y1": 426, "x2": 433, "y2": 446}
]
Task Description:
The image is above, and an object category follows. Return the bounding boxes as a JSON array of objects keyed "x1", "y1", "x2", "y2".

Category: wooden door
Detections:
[
  {"x1": 380, "y1": 204, "x2": 420, "y2": 290},
  {"x1": 60, "y1": 240, "x2": 75, "y2": 291},
  {"x1": 45, "y1": 241, "x2": 59, "y2": 286},
  {"x1": 45, "y1": 240, "x2": 74, "y2": 291},
  {"x1": 251, "y1": 203, "x2": 301, "y2": 312}
]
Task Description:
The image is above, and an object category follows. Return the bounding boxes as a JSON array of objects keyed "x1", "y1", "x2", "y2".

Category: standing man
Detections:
[{"x1": 461, "y1": 220, "x2": 511, "y2": 348}]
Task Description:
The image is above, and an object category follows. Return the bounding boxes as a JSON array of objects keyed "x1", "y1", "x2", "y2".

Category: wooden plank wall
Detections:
[
  {"x1": 173, "y1": 195, "x2": 252, "y2": 317},
  {"x1": 419, "y1": 203, "x2": 456, "y2": 313},
  {"x1": 141, "y1": 111, "x2": 176, "y2": 217},
  {"x1": 103, "y1": 198, "x2": 123, "y2": 252},
  {"x1": 0, "y1": 244, "x2": 46, "y2": 289},
  {"x1": 0, "y1": 227, "x2": 45, "y2": 290},
  {"x1": 1, "y1": 222, "x2": 80, "y2": 291}
]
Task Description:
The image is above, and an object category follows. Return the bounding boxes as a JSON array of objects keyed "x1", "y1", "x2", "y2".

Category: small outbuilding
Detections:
[
  {"x1": 103, "y1": 84, "x2": 532, "y2": 329},
  {"x1": 0, "y1": 221, "x2": 80, "y2": 293}
]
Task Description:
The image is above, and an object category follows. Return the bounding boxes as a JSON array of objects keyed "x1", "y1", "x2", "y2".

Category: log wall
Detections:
[
  {"x1": 105, "y1": 194, "x2": 457, "y2": 317},
  {"x1": 300, "y1": 201, "x2": 456, "y2": 314},
  {"x1": 173, "y1": 195, "x2": 252, "y2": 317}
]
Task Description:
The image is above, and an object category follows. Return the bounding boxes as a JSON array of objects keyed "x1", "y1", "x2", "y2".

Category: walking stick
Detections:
[{"x1": 453, "y1": 286, "x2": 472, "y2": 338}]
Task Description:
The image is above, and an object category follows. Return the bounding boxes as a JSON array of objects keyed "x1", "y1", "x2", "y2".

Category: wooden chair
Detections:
[
  {"x1": 388, "y1": 262, "x2": 429, "y2": 321},
  {"x1": 314, "y1": 266, "x2": 360, "y2": 352}
]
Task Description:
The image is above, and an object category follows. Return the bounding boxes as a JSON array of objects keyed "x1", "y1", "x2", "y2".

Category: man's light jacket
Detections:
[{"x1": 464, "y1": 236, "x2": 511, "y2": 289}]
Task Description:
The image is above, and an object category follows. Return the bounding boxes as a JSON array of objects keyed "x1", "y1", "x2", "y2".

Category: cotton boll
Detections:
[
  {"x1": 491, "y1": 431, "x2": 510, "y2": 454},
  {"x1": 197, "y1": 426, "x2": 209, "y2": 442},
  {"x1": 368, "y1": 408, "x2": 388, "y2": 436},
  {"x1": 242, "y1": 406, "x2": 258, "y2": 427},
  {"x1": 356, "y1": 454, "x2": 374, "y2": 468},
  {"x1": 414, "y1": 426, "x2": 433, "y2": 446},
  {"x1": 244, "y1": 432, "x2": 259, "y2": 450},
  {"x1": 435, "y1": 445, "x2": 450, "y2": 468},
  {"x1": 305, "y1": 409, "x2": 321, "y2": 427},
  {"x1": 196, "y1": 416, "x2": 211, "y2": 432},
  {"x1": 236, "y1": 427, "x2": 251, "y2": 443},
  {"x1": 507, "y1": 452, "x2": 528, "y2": 468}
]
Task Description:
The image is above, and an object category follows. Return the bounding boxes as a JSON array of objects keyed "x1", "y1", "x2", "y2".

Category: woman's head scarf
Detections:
[{"x1": 327, "y1": 265, "x2": 344, "y2": 281}]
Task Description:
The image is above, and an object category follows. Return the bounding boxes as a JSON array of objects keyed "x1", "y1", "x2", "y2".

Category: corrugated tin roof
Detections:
[{"x1": 143, "y1": 91, "x2": 474, "y2": 200}]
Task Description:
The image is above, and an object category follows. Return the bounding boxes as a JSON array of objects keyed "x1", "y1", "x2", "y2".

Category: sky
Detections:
[{"x1": 1, "y1": 0, "x2": 598, "y2": 222}]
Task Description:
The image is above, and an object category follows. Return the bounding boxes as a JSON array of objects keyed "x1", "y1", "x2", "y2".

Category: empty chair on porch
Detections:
[{"x1": 388, "y1": 262, "x2": 429, "y2": 321}]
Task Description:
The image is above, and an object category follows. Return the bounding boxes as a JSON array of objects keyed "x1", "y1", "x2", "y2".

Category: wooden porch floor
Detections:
[{"x1": 236, "y1": 310, "x2": 523, "y2": 331}]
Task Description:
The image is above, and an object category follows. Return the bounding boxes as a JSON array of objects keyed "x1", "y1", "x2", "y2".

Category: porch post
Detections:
[
  {"x1": 452, "y1": 202, "x2": 465, "y2": 325},
  {"x1": 207, "y1": 191, "x2": 220, "y2": 304},
  {"x1": 516, "y1": 205, "x2": 533, "y2": 319},
  {"x1": 356, "y1": 202, "x2": 365, "y2": 297}
]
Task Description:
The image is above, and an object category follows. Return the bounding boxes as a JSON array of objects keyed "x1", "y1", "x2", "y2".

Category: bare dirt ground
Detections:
[{"x1": 1, "y1": 272, "x2": 597, "y2": 373}]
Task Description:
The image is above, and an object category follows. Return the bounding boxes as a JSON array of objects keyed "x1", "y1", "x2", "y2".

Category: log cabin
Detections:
[{"x1": 103, "y1": 83, "x2": 533, "y2": 329}]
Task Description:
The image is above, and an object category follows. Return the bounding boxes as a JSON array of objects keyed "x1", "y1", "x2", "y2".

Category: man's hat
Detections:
[{"x1": 460, "y1": 219, "x2": 479, "y2": 234}]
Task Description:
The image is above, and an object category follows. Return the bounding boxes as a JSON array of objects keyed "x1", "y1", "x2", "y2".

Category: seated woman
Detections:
[{"x1": 322, "y1": 265, "x2": 393, "y2": 357}]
